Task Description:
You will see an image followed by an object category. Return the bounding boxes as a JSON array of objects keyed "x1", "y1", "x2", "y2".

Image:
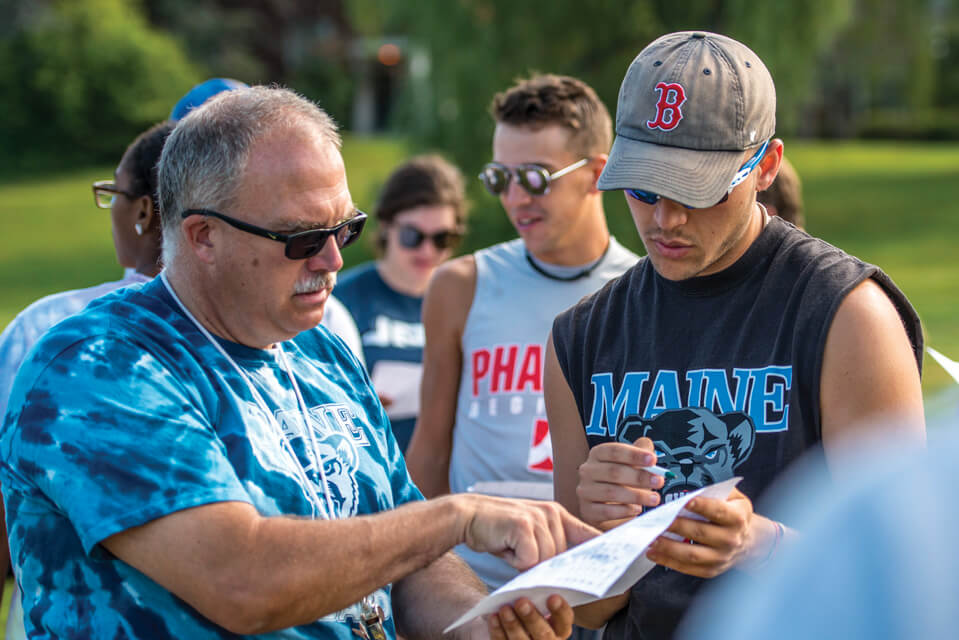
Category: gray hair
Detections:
[{"x1": 158, "y1": 85, "x2": 341, "y2": 267}]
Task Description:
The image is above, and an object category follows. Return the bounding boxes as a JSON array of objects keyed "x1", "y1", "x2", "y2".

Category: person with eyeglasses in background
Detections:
[
  {"x1": 405, "y1": 75, "x2": 637, "y2": 616},
  {"x1": 545, "y1": 31, "x2": 925, "y2": 639},
  {"x1": 0, "y1": 85, "x2": 594, "y2": 639},
  {"x1": 0, "y1": 80, "x2": 242, "y2": 640},
  {"x1": 0, "y1": 119, "x2": 173, "y2": 640},
  {"x1": 335, "y1": 155, "x2": 468, "y2": 452}
]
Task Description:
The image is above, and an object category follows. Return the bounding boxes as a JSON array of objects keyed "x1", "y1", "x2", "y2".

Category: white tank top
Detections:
[{"x1": 450, "y1": 237, "x2": 638, "y2": 587}]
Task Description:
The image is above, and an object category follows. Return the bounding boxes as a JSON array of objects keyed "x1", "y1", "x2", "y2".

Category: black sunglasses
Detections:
[
  {"x1": 478, "y1": 158, "x2": 589, "y2": 197},
  {"x1": 182, "y1": 208, "x2": 367, "y2": 260},
  {"x1": 397, "y1": 225, "x2": 463, "y2": 250}
]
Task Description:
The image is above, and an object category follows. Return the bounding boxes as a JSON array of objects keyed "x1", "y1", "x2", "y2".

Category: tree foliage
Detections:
[
  {"x1": 356, "y1": 0, "x2": 856, "y2": 252},
  {"x1": 143, "y1": 0, "x2": 357, "y2": 127},
  {"x1": 0, "y1": 0, "x2": 200, "y2": 172},
  {"x1": 373, "y1": 2, "x2": 853, "y2": 168}
]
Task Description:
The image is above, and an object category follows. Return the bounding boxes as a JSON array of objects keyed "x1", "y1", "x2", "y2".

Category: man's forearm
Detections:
[
  {"x1": 252, "y1": 496, "x2": 474, "y2": 627},
  {"x1": 106, "y1": 489, "x2": 593, "y2": 634},
  {"x1": 105, "y1": 495, "x2": 475, "y2": 634},
  {"x1": 392, "y1": 551, "x2": 487, "y2": 639}
]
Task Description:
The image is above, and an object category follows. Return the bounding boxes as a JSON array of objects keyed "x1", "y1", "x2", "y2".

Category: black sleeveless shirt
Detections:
[{"x1": 552, "y1": 217, "x2": 922, "y2": 640}]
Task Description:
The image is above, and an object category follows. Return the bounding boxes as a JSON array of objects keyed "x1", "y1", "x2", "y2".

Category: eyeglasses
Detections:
[
  {"x1": 626, "y1": 139, "x2": 770, "y2": 210},
  {"x1": 479, "y1": 158, "x2": 590, "y2": 197},
  {"x1": 92, "y1": 180, "x2": 138, "y2": 209},
  {"x1": 181, "y1": 208, "x2": 367, "y2": 260},
  {"x1": 397, "y1": 225, "x2": 463, "y2": 250}
]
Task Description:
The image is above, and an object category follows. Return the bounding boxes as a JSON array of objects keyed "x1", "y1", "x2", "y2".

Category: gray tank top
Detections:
[{"x1": 451, "y1": 237, "x2": 638, "y2": 587}]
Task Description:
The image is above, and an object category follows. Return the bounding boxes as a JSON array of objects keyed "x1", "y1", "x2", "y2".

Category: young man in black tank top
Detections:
[{"x1": 546, "y1": 32, "x2": 925, "y2": 639}]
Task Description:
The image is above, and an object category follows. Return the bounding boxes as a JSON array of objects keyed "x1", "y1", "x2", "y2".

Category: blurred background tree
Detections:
[
  {"x1": 0, "y1": 0, "x2": 956, "y2": 398},
  {"x1": 0, "y1": 0, "x2": 200, "y2": 173},
  {"x1": 344, "y1": 0, "x2": 958, "y2": 252},
  {"x1": 143, "y1": 0, "x2": 357, "y2": 129},
  {"x1": 349, "y1": 0, "x2": 860, "y2": 251},
  {"x1": 2, "y1": 0, "x2": 956, "y2": 178}
]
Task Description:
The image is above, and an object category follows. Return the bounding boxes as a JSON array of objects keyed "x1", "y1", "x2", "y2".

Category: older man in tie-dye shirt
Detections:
[{"x1": 0, "y1": 86, "x2": 594, "y2": 640}]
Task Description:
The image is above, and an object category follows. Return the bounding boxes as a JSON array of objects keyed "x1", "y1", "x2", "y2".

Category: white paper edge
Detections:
[
  {"x1": 369, "y1": 360, "x2": 422, "y2": 419},
  {"x1": 927, "y1": 347, "x2": 959, "y2": 384},
  {"x1": 468, "y1": 481, "x2": 554, "y2": 501}
]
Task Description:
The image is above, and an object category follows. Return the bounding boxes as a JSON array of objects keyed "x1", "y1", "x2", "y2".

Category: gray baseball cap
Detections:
[{"x1": 598, "y1": 31, "x2": 776, "y2": 208}]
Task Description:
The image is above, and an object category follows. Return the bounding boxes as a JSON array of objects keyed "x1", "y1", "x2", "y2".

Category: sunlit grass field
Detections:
[
  {"x1": 1, "y1": 139, "x2": 957, "y2": 401},
  {"x1": 786, "y1": 141, "x2": 959, "y2": 399},
  {"x1": 0, "y1": 578, "x2": 11, "y2": 633}
]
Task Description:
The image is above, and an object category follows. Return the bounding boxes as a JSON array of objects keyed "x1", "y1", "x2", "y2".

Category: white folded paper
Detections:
[
  {"x1": 445, "y1": 477, "x2": 741, "y2": 632},
  {"x1": 370, "y1": 360, "x2": 422, "y2": 420}
]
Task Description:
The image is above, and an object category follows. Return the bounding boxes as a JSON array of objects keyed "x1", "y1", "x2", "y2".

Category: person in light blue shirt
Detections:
[
  {"x1": 1, "y1": 85, "x2": 591, "y2": 639},
  {"x1": 0, "y1": 119, "x2": 173, "y2": 640},
  {"x1": 337, "y1": 154, "x2": 467, "y2": 451},
  {"x1": 678, "y1": 425, "x2": 952, "y2": 640}
]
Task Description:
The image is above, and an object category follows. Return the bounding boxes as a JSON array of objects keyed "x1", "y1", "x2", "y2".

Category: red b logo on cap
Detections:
[{"x1": 647, "y1": 82, "x2": 686, "y2": 131}]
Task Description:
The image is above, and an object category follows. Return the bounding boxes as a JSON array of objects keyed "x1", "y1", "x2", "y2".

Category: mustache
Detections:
[
  {"x1": 647, "y1": 231, "x2": 693, "y2": 245},
  {"x1": 293, "y1": 271, "x2": 336, "y2": 294}
]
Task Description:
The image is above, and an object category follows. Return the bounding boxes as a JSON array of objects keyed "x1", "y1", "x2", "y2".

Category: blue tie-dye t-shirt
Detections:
[{"x1": 0, "y1": 277, "x2": 422, "y2": 639}]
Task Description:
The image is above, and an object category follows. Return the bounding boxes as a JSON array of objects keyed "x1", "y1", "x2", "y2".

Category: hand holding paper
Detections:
[
  {"x1": 646, "y1": 486, "x2": 758, "y2": 578},
  {"x1": 576, "y1": 437, "x2": 666, "y2": 531},
  {"x1": 487, "y1": 595, "x2": 573, "y2": 640},
  {"x1": 446, "y1": 477, "x2": 741, "y2": 632}
]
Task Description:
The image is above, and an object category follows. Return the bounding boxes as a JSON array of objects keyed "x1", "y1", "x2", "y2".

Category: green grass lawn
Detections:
[
  {"x1": 1, "y1": 139, "x2": 957, "y2": 400},
  {"x1": 0, "y1": 577, "x2": 11, "y2": 636},
  {"x1": 0, "y1": 134, "x2": 406, "y2": 326},
  {"x1": 786, "y1": 141, "x2": 959, "y2": 397}
]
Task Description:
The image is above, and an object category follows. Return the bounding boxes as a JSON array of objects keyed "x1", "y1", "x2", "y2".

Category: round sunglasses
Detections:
[
  {"x1": 626, "y1": 139, "x2": 770, "y2": 210},
  {"x1": 396, "y1": 225, "x2": 463, "y2": 250},
  {"x1": 478, "y1": 158, "x2": 589, "y2": 197},
  {"x1": 181, "y1": 208, "x2": 367, "y2": 260}
]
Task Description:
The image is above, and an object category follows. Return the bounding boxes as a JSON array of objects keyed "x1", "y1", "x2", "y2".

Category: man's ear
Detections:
[
  {"x1": 180, "y1": 214, "x2": 216, "y2": 264},
  {"x1": 587, "y1": 154, "x2": 608, "y2": 194},
  {"x1": 755, "y1": 138, "x2": 784, "y2": 192}
]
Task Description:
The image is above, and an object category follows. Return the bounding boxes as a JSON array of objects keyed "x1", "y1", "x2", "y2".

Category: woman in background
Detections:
[
  {"x1": 0, "y1": 119, "x2": 171, "y2": 421},
  {"x1": 336, "y1": 154, "x2": 468, "y2": 452},
  {"x1": 0, "y1": 119, "x2": 173, "y2": 640}
]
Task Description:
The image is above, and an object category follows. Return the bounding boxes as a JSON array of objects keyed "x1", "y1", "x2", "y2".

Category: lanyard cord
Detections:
[
  {"x1": 160, "y1": 273, "x2": 381, "y2": 622},
  {"x1": 277, "y1": 346, "x2": 339, "y2": 520},
  {"x1": 160, "y1": 272, "x2": 337, "y2": 520}
]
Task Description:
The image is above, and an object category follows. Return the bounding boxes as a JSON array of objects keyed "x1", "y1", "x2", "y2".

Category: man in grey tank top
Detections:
[
  {"x1": 405, "y1": 75, "x2": 638, "y2": 594},
  {"x1": 546, "y1": 32, "x2": 926, "y2": 639}
]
